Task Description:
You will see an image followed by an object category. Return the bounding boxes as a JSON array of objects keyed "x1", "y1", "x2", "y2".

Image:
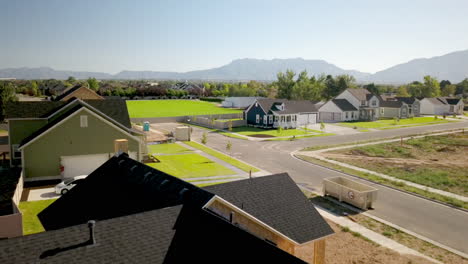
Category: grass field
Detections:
[
  {"x1": 127, "y1": 100, "x2": 242, "y2": 118},
  {"x1": 327, "y1": 133, "x2": 468, "y2": 196},
  {"x1": 339, "y1": 117, "x2": 454, "y2": 130},
  {"x1": 148, "y1": 143, "x2": 192, "y2": 154},
  {"x1": 19, "y1": 199, "x2": 57, "y2": 235},
  {"x1": 184, "y1": 141, "x2": 259, "y2": 172},
  {"x1": 148, "y1": 153, "x2": 235, "y2": 178}
]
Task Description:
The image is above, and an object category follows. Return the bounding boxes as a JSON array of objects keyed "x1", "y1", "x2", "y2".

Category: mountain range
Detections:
[{"x1": 1, "y1": 49, "x2": 467, "y2": 84}]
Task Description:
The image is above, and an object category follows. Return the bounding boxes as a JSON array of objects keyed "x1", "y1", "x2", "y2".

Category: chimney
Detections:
[
  {"x1": 114, "y1": 139, "x2": 128, "y2": 156},
  {"x1": 88, "y1": 220, "x2": 96, "y2": 245}
]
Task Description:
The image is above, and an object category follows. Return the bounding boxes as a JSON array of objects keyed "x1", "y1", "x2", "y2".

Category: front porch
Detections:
[
  {"x1": 273, "y1": 114, "x2": 298, "y2": 129},
  {"x1": 359, "y1": 108, "x2": 378, "y2": 121}
]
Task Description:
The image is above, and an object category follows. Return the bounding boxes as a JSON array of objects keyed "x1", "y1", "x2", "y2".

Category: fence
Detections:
[
  {"x1": 0, "y1": 171, "x2": 24, "y2": 238},
  {"x1": 187, "y1": 116, "x2": 246, "y2": 130}
]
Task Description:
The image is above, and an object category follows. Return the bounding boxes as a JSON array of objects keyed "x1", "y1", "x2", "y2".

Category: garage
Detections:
[
  {"x1": 297, "y1": 113, "x2": 317, "y2": 126},
  {"x1": 61, "y1": 152, "x2": 137, "y2": 178}
]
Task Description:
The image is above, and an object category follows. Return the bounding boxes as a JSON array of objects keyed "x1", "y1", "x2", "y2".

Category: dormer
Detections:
[{"x1": 274, "y1": 102, "x2": 285, "y2": 111}]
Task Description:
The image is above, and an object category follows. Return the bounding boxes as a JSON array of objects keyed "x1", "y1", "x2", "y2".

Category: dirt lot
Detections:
[
  {"x1": 324, "y1": 133, "x2": 468, "y2": 196},
  {"x1": 325, "y1": 221, "x2": 431, "y2": 264}
]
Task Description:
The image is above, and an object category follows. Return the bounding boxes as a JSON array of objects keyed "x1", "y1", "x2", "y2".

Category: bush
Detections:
[{"x1": 200, "y1": 97, "x2": 223, "y2": 103}]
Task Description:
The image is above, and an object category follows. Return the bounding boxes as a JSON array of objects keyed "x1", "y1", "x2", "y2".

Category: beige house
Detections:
[{"x1": 55, "y1": 85, "x2": 104, "y2": 101}]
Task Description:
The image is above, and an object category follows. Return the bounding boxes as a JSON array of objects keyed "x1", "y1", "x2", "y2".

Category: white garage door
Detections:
[
  {"x1": 61, "y1": 152, "x2": 138, "y2": 178},
  {"x1": 297, "y1": 113, "x2": 317, "y2": 126}
]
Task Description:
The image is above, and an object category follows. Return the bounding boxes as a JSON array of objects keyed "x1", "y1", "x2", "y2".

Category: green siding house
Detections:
[{"x1": 6, "y1": 99, "x2": 144, "y2": 181}]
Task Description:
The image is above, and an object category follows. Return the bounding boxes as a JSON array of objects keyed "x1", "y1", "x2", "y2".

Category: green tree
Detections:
[
  {"x1": 0, "y1": 82, "x2": 18, "y2": 120},
  {"x1": 407, "y1": 81, "x2": 424, "y2": 97},
  {"x1": 226, "y1": 141, "x2": 232, "y2": 156},
  {"x1": 87, "y1": 78, "x2": 99, "y2": 91},
  {"x1": 455, "y1": 78, "x2": 468, "y2": 96},
  {"x1": 275, "y1": 70, "x2": 296, "y2": 99},
  {"x1": 422, "y1": 75, "x2": 440, "y2": 97},
  {"x1": 396, "y1": 85, "x2": 410, "y2": 97},
  {"x1": 201, "y1": 132, "x2": 207, "y2": 145},
  {"x1": 441, "y1": 84, "x2": 456, "y2": 96},
  {"x1": 67, "y1": 76, "x2": 77, "y2": 83},
  {"x1": 30, "y1": 81, "x2": 39, "y2": 96},
  {"x1": 363, "y1": 83, "x2": 379, "y2": 95}
]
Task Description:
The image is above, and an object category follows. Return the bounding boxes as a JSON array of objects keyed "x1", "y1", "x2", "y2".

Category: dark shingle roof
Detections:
[
  {"x1": 331, "y1": 99, "x2": 358, "y2": 111},
  {"x1": 441, "y1": 97, "x2": 461, "y2": 105},
  {"x1": 424, "y1": 98, "x2": 446, "y2": 105},
  {"x1": 54, "y1": 85, "x2": 82, "y2": 101},
  {"x1": 205, "y1": 174, "x2": 334, "y2": 244},
  {"x1": 380, "y1": 100, "x2": 404, "y2": 108},
  {"x1": 395, "y1": 97, "x2": 417, "y2": 104},
  {"x1": 1, "y1": 204, "x2": 307, "y2": 264},
  {"x1": 0, "y1": 155, "x2": 311, "y2": 264},
  {"x1": 5, "y1": 99, "x2": 131, "y2": 128},
  {"x1": 256, "y1": 99, "x2": 318, "y2": 114}
]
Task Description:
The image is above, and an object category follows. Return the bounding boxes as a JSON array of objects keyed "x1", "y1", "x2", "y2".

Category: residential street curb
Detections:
[{"x1": 291, "y1": 152, "x2": 468, "y2": 213}]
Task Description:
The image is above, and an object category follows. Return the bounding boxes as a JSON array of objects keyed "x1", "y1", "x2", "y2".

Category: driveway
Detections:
[
  {"x1": 169, "y1": 120, "x2": 468, "y2": 254},
  {"x1": 24, "y1": 187, "x2": 60, "y2": 201}
]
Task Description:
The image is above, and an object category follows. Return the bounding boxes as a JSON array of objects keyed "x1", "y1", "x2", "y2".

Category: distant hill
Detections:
[
  {"x1": 1, "y1": 50, "x2": 468, "y2": 83},
  {"x1": 365, "y1": 49, "x2": 468, "y2": 84}
]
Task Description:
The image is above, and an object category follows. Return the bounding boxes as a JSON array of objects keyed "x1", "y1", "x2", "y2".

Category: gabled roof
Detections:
[
  {"x1": 380, "y1": 100, "x2": 404, "y2": 108},
  {"x1": 256, "y1": 99, "x2": 318, "y2": 114},
  {"x1": 423, "y1": 97, "x2": 446, "y2": 105},
  {"x1": 205, "y1": 174, "x2": 334, "y2": 244},
  {"x1": 438, "y1": 97, "x2": 461, "y2": 105},
  {"x1": 331, "y1": 99, "x2": 358, "y2": 111},
  {"x1": 6, "y1": 99, "x2": 132, "y2": 128},
  {"x1": 346, "y1": 88, "x2": 371, "y2": 101},
  {"x1": 38, "y1": 154, "x2": 332, "y2": 244},
  {"x1": 1, "y1": 203, "x2": 306, "y2": 263},
  {"x1": 54, "y1": 85, "x2": 103, "y2": 101}
]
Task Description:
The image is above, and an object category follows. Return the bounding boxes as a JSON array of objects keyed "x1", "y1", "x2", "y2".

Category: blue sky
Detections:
[{"x1": 1, "y1": 0, "x2": 467, "y2": 74}]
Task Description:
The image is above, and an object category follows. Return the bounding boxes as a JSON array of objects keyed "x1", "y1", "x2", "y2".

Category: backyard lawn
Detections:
[
  {"x1": 325, "y1": 133, "x2": 468, "y2": 196},
  {"x1": 127, "y1": 100, "x2": 242, "y2": 118},
  {"x1": 147, "y1": 153, "x2": 236, "y2": 178},
  {"x1": 339, "y1": 117, "x2": 454, "y2": 130},
  {"x1": 148, "y1": 143, "x2": 192, "y2": 154},
  {"x1": 19, "y1": 199, "x2": 57, "y2": 235},
  {"x1": 184, "y1": 141, "x2": 259, "y2": 172}
]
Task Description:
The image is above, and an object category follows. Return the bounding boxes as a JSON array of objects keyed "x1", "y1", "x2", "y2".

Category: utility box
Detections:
[
  {"x1": 143, "y1": 121, "x2": 150, "y2": 132},
  {"x1": 323, "y1": 177, "x2": 378, "y2": 210},
  {"x1": 175, "y1": 126, "x2": 191, "y2": 141}
]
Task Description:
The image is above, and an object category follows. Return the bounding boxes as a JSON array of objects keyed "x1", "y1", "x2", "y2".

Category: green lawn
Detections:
[
  {"x1": 19, "y1": 199, "x2": 57, "y2": 235},
  {"x1": 231, "y1": 126, "x2": 317, "y2": 137},
  {"x1": 196, "y1": 181, "x2": 232, "y2": 187},
  {"x1": 184, "y1": 141, "x2": 259, "y2": 173},
  {"x1": 339, "y1": 117, "x2": 454, "y2": 130},
  {"x1": 148, "y1": 143, "x2": 192, "y2": 154},
  {"x1": 148, "y1": 153, "x2": 235, "y2": 178},
  {"x1": 127, "y1": 100, "x2": 242, "y2": 118}
]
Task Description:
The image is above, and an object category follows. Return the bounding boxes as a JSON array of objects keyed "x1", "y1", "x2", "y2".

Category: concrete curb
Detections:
[{"x1": 291, "y1": 152, "x2": 468, "y2": 213}]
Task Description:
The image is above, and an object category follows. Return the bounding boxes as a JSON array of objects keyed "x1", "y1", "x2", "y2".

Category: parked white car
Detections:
[{"x1": 55, "y1": 175, "x2": 87, "y2": 195}]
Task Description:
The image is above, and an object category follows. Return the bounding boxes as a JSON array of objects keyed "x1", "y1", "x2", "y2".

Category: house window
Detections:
[
  {"x1": 345, "y1": 112, "x2": 349, "y2": 119},
  {"x1": 274, "y1": 115, "x2": 279, "y2": 122},
  {"x1": 281, "y1": 116, "x2": 285, "y2": 122},
  {"x1": 80, "y1": 115, "x2": 88, "y2": 128},
  {"x1": 256, "y1": 114, "x2": 260, "y2": 123},
  {"x1": 351, "y1": 112, "x2": 354, "y2": 118},
  {"x1": 263, "y1": 115, "x2": 268, "y2": 124},
  {"x1": 269, "y1": 115, "x2": 273, "y2": 124},
  {"x1": 287, "y1": 116, "x2": 291, "y2": 122},
  {"x1": 371, "y1": 100, "x2": 377, "y2": 106},
  {"x1": 12, "y1": 144, "x2": 21, "y2": 159},
  {"x1": 380, "y1": 108, "x2": 384, "y2": 115},
  {"x1": 361, "y1": 100, "x2": 366, "y2": 106},
  {"x1": 292, "y1": 115, "x2": 296, "y2": 122}
]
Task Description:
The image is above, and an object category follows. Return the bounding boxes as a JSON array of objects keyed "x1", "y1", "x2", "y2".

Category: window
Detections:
[
  {"x1": 292, "y1": 115, "x2": 296, "y2": 122},
  {"x1": 263, "y1": 115, "x2": 267, "y2": 124},
  {"x1": 256, "y1": 114, "x2": 260, "y2": 123},
  {"x1": 12, "y1": 144, "x2": 21, "y2": 159},
  {"x1": 345, "y1": 112, "x2": 349, "y2": 119},
  {"x1": 286, "y1": 116, "x2": 291, "y2": 122},
  {"x1": 380, "y1": 108, "x2": 384, "y2": 114},
  {"x1": 361, "y1": 100, "x2": 366, "y2": 106},
  {"x1": 269, "y1": 115, "x2": 273, "y2": 124},
  {"x1": 281, "y1": 116, "x2": 285, "y2": 122},
  {"x1": 371, "y1": 100, "x2": 377, "y2": 106},
  {"x1": 351, "y1": 112, "x2": 354, "y2": 118},
  {"x1": 274, "y1": 115, "x2": 279, "y2": 122},
  {"x1": 80, "y1": 115, "x2": 88, "y2": 127}
]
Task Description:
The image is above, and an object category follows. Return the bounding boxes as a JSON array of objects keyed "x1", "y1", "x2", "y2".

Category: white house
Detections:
[
  {"x1": 335, "y1": 88, "x2": 380, "y2": 120},
  {"x1": 419, "y1": 98, "x2": 450, "y2": 115},
  {"x1": 319, "y1": 99, "x2": 359, "y2": 122}
]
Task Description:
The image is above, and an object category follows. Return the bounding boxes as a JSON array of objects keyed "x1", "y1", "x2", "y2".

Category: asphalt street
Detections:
[{"x1": 154, "y1": 120, "x2": 468, "y2": 254}]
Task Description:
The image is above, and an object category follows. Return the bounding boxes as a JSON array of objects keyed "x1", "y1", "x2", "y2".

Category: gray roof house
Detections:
[{"x1": 0, "y1": 154, "x2": 333, "y2": 264}]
